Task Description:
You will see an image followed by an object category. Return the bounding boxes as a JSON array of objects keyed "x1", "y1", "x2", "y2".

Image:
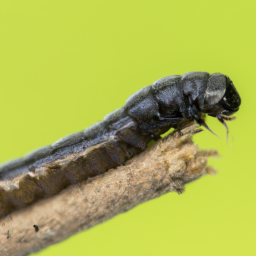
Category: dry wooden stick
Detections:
[{"x1": 0, "y1": 124, "x2": 217, "y2": 256}]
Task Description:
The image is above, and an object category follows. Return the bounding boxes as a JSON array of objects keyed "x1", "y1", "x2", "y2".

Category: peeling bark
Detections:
[{"x1": 0, "y1": 124, "x2": 217, "y2": 256}]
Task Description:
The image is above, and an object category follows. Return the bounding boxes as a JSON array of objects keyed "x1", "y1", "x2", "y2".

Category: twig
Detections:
[{"x1": 0, "y1": 124, "x2": 218, "y2": 256}]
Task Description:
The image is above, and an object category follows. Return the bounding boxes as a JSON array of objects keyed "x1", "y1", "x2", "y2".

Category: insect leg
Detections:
[
  {"x1": 196, "y1": 118, "x2": 219, "y2": 138},
  {"x1": 220, "y1": 114, "x2": 236, "y2": 121},
  {"x1": 217, "y1": 114, "x2": 229, "y2": 142},
  {"x1": 187, "y1": 97, "x2": 219, "y2": 138}
]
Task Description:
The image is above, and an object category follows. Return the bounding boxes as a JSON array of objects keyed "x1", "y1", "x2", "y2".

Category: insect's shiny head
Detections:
[
  {"x1": 203, "y1": 73, "x2": 241, "y2": 141},
  {"x1": 203, "y1": 73, "x2": 241, "y2": 117},
  {"x1": 220, "y1": 76, "x2": 241, "y2": 116}
]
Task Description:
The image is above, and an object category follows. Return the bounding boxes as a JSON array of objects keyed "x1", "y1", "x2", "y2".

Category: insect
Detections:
[{"x1": 0, "y1": 72, "x2": 241, "y2": 218}]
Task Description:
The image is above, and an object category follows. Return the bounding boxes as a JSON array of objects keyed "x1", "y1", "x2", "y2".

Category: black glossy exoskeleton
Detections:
[
  {"x1": 125, "y1": 72, "x2": 240, "y2": 138},
  {"x1": 0, "y1": 72, "x2": 241, "y2": 218}
]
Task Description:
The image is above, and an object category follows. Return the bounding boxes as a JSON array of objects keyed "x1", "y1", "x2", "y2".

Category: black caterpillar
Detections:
[{"x1": 0, "y1": 72, "x2": 241, "y2": 218}]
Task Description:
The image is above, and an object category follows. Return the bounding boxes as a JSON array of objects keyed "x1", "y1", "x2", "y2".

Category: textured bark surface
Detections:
[{"x1": 0, "y1": 124, "x2": 217, "y2": 256}]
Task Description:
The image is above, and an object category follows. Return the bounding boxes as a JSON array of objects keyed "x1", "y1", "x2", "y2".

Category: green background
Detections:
[{"x1": 0, "y1": 1, "x2": 254, "y2": 255}]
